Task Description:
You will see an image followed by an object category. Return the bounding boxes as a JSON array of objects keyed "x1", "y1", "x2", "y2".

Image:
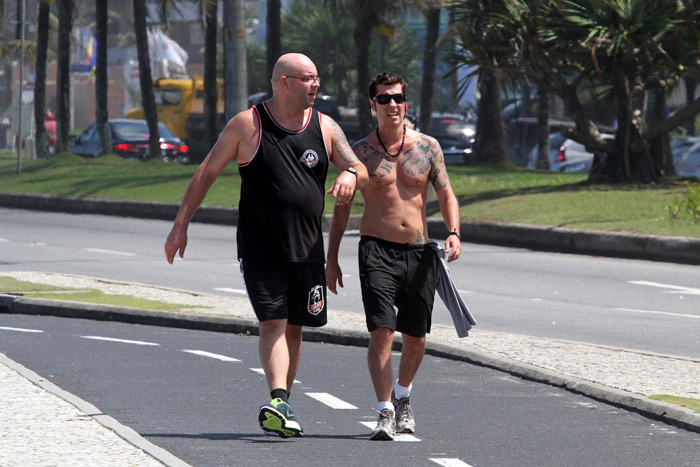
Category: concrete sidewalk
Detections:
[{"x1": 1, "y1": 271, "x2": 699, "y2": 466}]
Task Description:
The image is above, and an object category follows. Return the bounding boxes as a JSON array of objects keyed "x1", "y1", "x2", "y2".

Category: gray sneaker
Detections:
[
  {"x1": 369, "y1": 408, "x2": 395, "y2": 440},
  {"x1": 392, "y1": 391, "x2": 415, "y2": 433}
]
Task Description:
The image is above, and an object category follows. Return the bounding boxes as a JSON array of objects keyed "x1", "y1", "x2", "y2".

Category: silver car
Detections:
[{"x1": 676, "y1": 142, "x2": 700, "y2": 178}]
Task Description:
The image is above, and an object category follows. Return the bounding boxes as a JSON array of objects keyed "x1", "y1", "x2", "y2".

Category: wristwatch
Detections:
[{"x1": 346, "y1": 167, "x2": 358, "y2": 177}]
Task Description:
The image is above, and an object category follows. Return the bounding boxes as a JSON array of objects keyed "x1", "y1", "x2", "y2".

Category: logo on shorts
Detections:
[
  {"x1": 299, "y1": 149, "x2": 319, "y2": 168},
  {"x1": 307, "y1": 285, "x2": 324, "y2": 315}
]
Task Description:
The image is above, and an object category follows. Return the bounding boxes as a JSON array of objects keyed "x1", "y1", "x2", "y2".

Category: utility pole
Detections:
[
  {"x1": 16, "y1": 0, "x2": 25, "y2": 175},
  {"x1": 224, "y1": 0, "x2": 247, "y2": 121}
]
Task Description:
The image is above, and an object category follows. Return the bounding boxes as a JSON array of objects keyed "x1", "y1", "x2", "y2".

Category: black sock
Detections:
[{"x1": 270, "y1": 388, "x2": 289, "y2": 402}]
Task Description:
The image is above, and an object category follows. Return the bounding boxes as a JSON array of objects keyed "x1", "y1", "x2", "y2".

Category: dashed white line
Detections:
[
  {"x1": 359, "y1": 422, "x2": 421, "y2": 441},
  {"x1": 214, "y1": 287, "x2": 248, "y2": 295},
  {"x1": 80, "y1": 335, "x2": 159, "y2": 346},
  {"x1": 84, "y1": 248, "x2": 136, "y2": 257},
  {"x1": 182, "y1": 350, "x2": 240, "y2": 362},
  {"x1": 249, "y1": 368, "x2": 299, "y2": 384},
  {"x1": 0, "y1": 326, "x2": 44, "y2": 333},
  {"x1": 630, "y1": 280, "x2": 700, "y2": 295},
  {"x1": 429, "y1": 458, "x2": 474, "y2": 467},
  {"x1": 305, "y1": 392, "x2": 357, "y2": 409},
  {"x1": 616, "y1": 308, "x2": 699, "y2": 319}
]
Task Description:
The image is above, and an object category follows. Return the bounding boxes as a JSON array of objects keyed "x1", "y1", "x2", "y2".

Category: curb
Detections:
[
  {"x1": 3, "y1": 294, "x2": 699, "y2": 434},
  {"x1": 2, "y1": 192, "x2": 700, "y2": 265}
]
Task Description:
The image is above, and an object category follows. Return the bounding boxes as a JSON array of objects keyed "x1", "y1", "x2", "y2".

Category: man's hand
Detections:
[
  {"x1": 164, "y1": 226, "x2": 188, "y2": 264},
  {"x1": 326, "y1": 170, "x2": 357, "y2": 205},
  {"x1": 326, "y1": 259, "x2": 344, "y2": 295},
  {"x1": 445, "y1": 235, "x2": 461, "y2": 263}
]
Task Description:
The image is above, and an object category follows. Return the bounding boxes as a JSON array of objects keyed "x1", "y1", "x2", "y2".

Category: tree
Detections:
[
  {"x1": 497, "y1": 0, "x2": 700, "y2": 182},
  {"x1": 95, "y1": 0, "x2": 111, "y2": 155},
  {"x1": 449, "y1": 0, "x2": 510, "y2": 163},
  {"x1": 419, "y1": 2, "x2": 441, "y2": 134},
  {"x1": 132, "y1": 0, "x2": 161, "y2": 159},
  {"x1": 203, "y1": 0, "x2": 218, "y2": 149},
  {"x1": 56, "y1": 0, "x2": 73, "y2": 153},
  {"x1": 266, "y1": 0, "x2": 281, "y2": 95},
  {"x1": 34, "y1": 0, "x2": 51, "y2": 159}
]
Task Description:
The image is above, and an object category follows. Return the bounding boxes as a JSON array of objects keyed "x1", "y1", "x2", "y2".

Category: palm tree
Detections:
[
  {"x1": 34, "y1": 0, "x2": 51, "y2": 159},
  {"x1": 95, "y1": 0, "x2": 111, "y2": 155},
  {"x1": 266, "y1": 0, "x2": 281, "y2": 95},
  {"x1": 132, "y1": 0, "x2": 161, "y2": 159},
  {"x1": 449, "y1": 0, "x2": 510, "y2": 163},
  {"x1": 203, "y1": 0, "x2": 218, "y2": 149},
  {"x1": 56, "y1": 0, "x2": 74, "y2": 153},
  {"x1": 419, "y1": 2, "x2": 441, "y2": 134}
]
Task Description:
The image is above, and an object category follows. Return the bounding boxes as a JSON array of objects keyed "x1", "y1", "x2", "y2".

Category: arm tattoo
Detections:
[
  {"x1": 328, "y1": 118, "x2": 359, "y2": 164},
  {"x1": 429, "y1": 139, "x2": 449, "y2": 190}
]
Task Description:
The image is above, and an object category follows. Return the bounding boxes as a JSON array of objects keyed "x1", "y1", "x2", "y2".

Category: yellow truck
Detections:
[{"x1": 125, "y1": 77, "x2": 225, "y2": 159}]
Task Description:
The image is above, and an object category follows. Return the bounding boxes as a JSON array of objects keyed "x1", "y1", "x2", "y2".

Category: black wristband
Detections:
[
  {"x1": 346, "y1": 167, "x2": 358, "y2": 177},
  {"x1": 447, "y1": 231, "x2": 461, "y2": 240}
]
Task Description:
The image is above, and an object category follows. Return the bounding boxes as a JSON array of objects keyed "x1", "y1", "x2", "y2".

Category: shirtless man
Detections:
[
  {"x1": 165, "y1": 53, "x2": 368, "y2": 438},
  {"x1": 326, "y1": 72, "x2": 461, "y2": 440}
]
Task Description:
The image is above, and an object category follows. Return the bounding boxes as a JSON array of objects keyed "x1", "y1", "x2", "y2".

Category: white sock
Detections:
[
  {"x1": 393, "y1": 380, "x2": 412, "y2": 400},
  {"x1": 377, "y1": 401, "x2": 394, "y2": 412}
]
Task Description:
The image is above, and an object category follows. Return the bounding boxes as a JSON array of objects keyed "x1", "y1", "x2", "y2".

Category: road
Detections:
[
  {"x1": 1, "y1": 208, "x2": 698, "y2": 358},
  {"x1": 2, "y1": 314, "x2": 698, "y2": 467}
]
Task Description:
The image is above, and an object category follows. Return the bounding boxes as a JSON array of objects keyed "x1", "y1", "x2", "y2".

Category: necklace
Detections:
[{"x1": 376, "y1": 125, "x2": 406, "y2": 158}]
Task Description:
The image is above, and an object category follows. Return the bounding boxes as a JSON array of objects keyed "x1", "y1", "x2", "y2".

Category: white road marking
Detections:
[
  {"x1": 430, "y1": 459, "x2": 474, "y2": 467},
  {"x1": 305, "y1": 392, "x2": 357, "y2": 409},
  {"x1": 616, "y1": 308, "x2": 699, "y2": 319},
  {"x1": 629, "y1": 280, "x2": 700, "y2": 296},
  {"x1": 214, "y1": 287, "x2": 248, "y2": 295},
  {"x1": 359, "y1": 421, "x2": 421, "y2": 441},
  {"x1": 80, "y1": 335, "x2": 159, "y2": 346},
  {"x1": 182, "y1": 350, "x2": 240, "y2": 362},
  {"x1": 249, "y1": 368, "x2": 300, "y2": 384},
  {"x1": 0, "y1": 326, "x2": 44, "y2": 333},
  {"x1": 84, "y1": 248, "x2": 136, "y2": 257},
  {"x1": 0, "y1": 238, "x2": 8, "y2": 242}
]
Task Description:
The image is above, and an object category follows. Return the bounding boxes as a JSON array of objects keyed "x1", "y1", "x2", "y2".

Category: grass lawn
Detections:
[{"x1": 2, "y1": 151, "x2": 699, "y2": 238}]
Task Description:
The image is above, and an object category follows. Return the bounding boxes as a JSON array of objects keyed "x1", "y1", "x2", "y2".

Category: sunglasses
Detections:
[{"x1": 373, "y1": 93, "x2": 406, "y2": 105}]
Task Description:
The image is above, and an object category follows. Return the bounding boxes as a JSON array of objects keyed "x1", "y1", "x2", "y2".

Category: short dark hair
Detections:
[{"x1": 368, "y1": 72, "x2": 407, "y2": 99}]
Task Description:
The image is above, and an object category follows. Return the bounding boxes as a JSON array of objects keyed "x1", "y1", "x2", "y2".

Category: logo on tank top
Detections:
[
  {"x1": 307, "y1": 284, "x2": 325, "y2": 315},
  {"x1": 299, "y1": 149, "x2": 319, "y2": 168}
]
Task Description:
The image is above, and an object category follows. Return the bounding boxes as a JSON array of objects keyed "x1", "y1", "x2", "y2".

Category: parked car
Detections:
[
  {"x1": 421, "y1": 112, "x2": 475, "y2": 165},
  {"x1": 70, "y1": 119, "x2": 190, "y2": 163},
  {"x1": 671, "y1": 136, "x2": 700, "y2": 170},
  {"x1": 529, "y1": 133, "x2": 613, "y2": 173},
  {"x1": 676, "y1": 142, "x2": 700, "y2": 178},
  {"x1": 527, "y1": 132, "x2": 567, "y2": 169}
]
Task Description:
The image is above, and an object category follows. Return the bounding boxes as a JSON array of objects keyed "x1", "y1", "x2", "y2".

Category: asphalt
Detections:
[{"x1": 1, "y1": 193, "x2": 699, "y2": 466}]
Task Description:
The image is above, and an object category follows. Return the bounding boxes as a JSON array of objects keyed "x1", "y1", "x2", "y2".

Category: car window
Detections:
[
  {"x1": 77, "y1": 123, "x2": 97, "y2": 144},
  {"x1": 157, "y1": 124, "x2": 177, "y2": 139},
  {"x1": 112, "y1": 121, "x2": 150, "y2": 139}
]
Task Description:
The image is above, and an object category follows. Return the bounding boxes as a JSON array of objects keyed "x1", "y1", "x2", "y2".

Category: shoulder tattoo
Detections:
[{"x1": 353, "y1": 140, "x2": 393, "y2": 178}]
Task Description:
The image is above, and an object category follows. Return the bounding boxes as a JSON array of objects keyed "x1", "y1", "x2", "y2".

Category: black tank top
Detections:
[{"x1": 236, "y1": 102, "x2": 329, "y2": 265}]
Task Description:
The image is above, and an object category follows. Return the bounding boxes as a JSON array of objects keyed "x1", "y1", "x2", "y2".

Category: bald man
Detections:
[{"x1": 165, "y1": 53, "x2": 368, "y2": 438}]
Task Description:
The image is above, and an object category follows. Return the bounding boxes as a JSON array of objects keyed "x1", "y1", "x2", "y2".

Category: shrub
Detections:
[{"x1": 668, "y1": 185, "x2": 700, "y2": 223}]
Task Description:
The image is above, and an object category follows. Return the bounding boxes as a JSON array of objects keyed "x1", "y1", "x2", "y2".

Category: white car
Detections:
[
  {"x1": 528, "y1": 133, "x2": 611, "y2": 173},
  {"x1": 671, "y1": 136, "x2": 700, "y2": 171},
  {"x1": 676, "y1": 142, "x2": 700, "y2": 178}
]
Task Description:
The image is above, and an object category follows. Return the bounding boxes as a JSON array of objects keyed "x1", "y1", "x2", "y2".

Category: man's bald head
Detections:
[{"x1": 271, "y1": 53, "x2": 317, "y2": 85}]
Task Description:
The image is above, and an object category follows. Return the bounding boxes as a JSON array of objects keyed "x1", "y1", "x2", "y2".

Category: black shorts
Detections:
[
  {"x1": 240, "y1": 261, "x2": 327, "y2": 327},
  {"x1": 358, "y1": 236, "x2": 438, "y2": 338}
]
